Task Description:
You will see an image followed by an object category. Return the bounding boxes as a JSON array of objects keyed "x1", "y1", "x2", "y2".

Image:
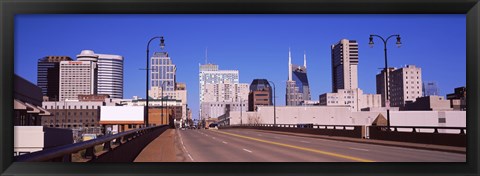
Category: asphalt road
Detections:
[{"x1": 177, "y1": 128, "x2": 466, "y2": 162}]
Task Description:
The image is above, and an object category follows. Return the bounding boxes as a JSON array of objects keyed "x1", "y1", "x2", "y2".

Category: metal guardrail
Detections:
[{"x1": 15, "y1": 125, "x2": 168, "y2": 162}]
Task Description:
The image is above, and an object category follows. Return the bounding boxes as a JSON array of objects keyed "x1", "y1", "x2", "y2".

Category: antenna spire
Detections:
[
  {"x1": 288, "y1": 48, "x2": 292, "y2": 81},
  {"x1": 304, "y1": 50, "x2": 307, "y2": 68}
]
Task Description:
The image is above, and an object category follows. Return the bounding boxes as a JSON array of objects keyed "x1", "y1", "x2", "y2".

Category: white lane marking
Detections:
[
  {"x1": 300, "y1": 140, "x2": 311, "y2": 143},
  {"x1": 243, "y1": 149, "x2": 253, "y2": 153},
  {"x1": 349, "y1": 147, "x2": 369, "y2": 152},
  {"x1": 222, "y1": 141, "x2": 228, "y2": 144},
  {"x1": 178, "y1": 131, "x2": 195, "y2": 161}
]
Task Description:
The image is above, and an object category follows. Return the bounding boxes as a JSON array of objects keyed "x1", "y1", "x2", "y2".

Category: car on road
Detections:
[{"x1": 208, "y1": 123, "x2": 219, "y2": 130}]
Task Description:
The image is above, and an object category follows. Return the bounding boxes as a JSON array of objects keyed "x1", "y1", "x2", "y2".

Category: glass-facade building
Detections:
[
  {"x1": 423, "y1": 81, "x2": 440, "y2": 97},
  {"x1": 37, "y1": 56, "x2": 73, "y2": 101}
]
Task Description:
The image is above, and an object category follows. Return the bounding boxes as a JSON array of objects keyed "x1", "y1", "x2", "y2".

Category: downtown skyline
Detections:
[{"x1": 15, "y1": 14, "x2": 466, "y2": 120}]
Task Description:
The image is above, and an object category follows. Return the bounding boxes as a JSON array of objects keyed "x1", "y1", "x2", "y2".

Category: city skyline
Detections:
[{"x1": 15, "y1": 14, "x2": 466, "y2": 120}]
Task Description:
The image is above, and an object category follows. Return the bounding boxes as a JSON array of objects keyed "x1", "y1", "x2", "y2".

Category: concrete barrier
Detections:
[
  {"x1": 222, "y1": 124, "x2": 365, "y2": 138},
  {"x1": 368, "y1": 126, "x2": 466, "y2": 147}
]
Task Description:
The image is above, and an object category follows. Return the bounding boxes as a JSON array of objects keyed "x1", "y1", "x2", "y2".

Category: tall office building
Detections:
[
  {"x1": 199, "y1": 63, "x2": 242, "y2": 120},
  {"x1": 37, "y1": 56, "x2": 73, "y2": 101},
  {"x1": 77, "y1": 50, "x2": 124, "y2": 99},
  {"x1": 59, "y1": 60, "x2": 97, "y2": 101},
  {"x1": 376, "y1": 65, "x2": 423, "y2": 107},
  {"x1": 248, "y1": 79, "x2": 273, "y2": 111},
  {"x1": 331, "y1": 39, "x2": 359, "y2": 93},
  {"x1": 97, "y1": 54, "x2": 123, "y2": 99},
  {"x1": 150, "y1": 52, "x2": 176, "y2": 95},
  {"x1": 423, "y1": 81, "x2": 440, "y2": 97},
  {"x1": 148, "y1": 50, "x2": 190, "y2": 124},
  {"x1": 199, "y1": 64, "x2": 239, "y2": 103},
  {"x1": 286, "y1": 49, "x2": 311, "y2": 106}
]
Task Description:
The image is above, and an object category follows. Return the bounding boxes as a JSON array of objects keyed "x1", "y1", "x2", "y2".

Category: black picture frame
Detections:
[{"x1": 1, "y1": 0, "x2": 479, "y2": 175}]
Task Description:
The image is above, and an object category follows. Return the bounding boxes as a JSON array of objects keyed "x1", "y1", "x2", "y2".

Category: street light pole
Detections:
[
  {"x1": 161, "y1": 81, "x2": 169, "y2": 126},
  {"x1": 146, "y1": 36, "x2": 165, "y2": 127},
  {"x1": 268, "y1": 81, "x2": 276, "y2": 126},
  {"x1": 240, "y1": 96, "x2": 242, "y2": 125},
  {"x1": 369, "y1": 34, "x2": 402, "y2": 129}
]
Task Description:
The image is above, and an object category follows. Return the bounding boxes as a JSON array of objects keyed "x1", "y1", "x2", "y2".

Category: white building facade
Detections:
[
  {"x1": 96, "y1": 54, "x2": 124, "y2": 99},
  {"x1": 201, "y1": 101, "x2": 248, "y2": 119},
  {"x1": 199, "y1": 63, "x2": 241, "y2": 120},
  {"x1": 59, "y1": 61, "x2": 97, "y2": 101},
  {"x1": 377, "y1": 65, "x2": 423, "y2": 107},
  {"x1": 319, "y1": 88, "x2": 382, "y2": 111},
  {"x1": 203, "y1": 82, "x2": 249, "y2": 102},
  {"x1": 76, "y1": 50, "x2": 124, "y2": 99}
]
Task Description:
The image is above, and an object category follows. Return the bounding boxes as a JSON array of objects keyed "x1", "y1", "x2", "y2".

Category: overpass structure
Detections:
[{"x1": 14, "y1": 124, "x2": 466, "y2": 162}]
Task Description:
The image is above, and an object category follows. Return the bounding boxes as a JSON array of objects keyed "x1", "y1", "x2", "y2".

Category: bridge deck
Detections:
[{"x1": 134, "y1": 129, "x2": 177, "y2": 162}]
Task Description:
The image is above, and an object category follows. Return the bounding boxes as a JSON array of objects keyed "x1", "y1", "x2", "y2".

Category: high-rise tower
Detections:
[
  {"x1": 286, "y1": 49, "x2": 311, "y2": 106},
  {"x1": 77, "y1": 50, "x2": 124, "y2": 99},
  {"x1": 37, "y1": 56, "x2": 73, "y2": 101},
  {"x1": 331, "y1": 39, "x2": 359, "y2": 93}
]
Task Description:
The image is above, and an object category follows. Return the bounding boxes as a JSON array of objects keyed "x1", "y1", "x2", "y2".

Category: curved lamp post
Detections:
[
  {"x1": 369, "y1": 34, "x2": 401, "y2": 129},
  {"x1": 146, "y1": 36, "x2": 165, "y2": 127}
]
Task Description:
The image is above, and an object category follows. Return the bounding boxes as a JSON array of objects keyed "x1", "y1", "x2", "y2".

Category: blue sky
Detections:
[{"x1": 15, "y1": 14, "x2": 466, "y2": 120}]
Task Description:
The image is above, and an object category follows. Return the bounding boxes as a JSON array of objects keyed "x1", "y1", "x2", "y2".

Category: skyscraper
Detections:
[
  {"x1": 77, "y1": 50, "x2": 124, "y2": 99},
  {"x1": 37, "y1": 56, "x2": 73, "y2": 101},
  {"x1": 423, "y1": 81, "x2": 440, "y2": 97},
  {"x1": 286, "y1": 49, "x2": 311, "y2": 106},
  {"x1": 331, "y1": 39, "x2": 359, "y2": 93},
  {"x1": 97, "y1": 54, "x2": 124, "y2": 99},
  {"x1": 199, "y1": 63, "x2": 242, "y2": 120},
  {"x1": 150, "y1": 52, "x2": 176, "y2": 94},
  {"x1": 148, "y1": 50, "x2": 189, "y2": 124}
]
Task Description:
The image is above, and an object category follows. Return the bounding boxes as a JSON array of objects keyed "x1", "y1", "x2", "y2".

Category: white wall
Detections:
[
  {"x1": 229, "y1": 106, "x2": 466, "y2": 131},
  {"x1": 100, "y1": 106, "x2": 144, "y2": 122},
  {"x1": 14, "y1": 126, "x2": 44, "y2": 155}
]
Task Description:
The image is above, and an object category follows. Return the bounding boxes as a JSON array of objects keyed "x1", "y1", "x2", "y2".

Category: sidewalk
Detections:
[
  {"x1": 134, "y1": 129, "x2": 177, "y2": 162},
  {"x1": 249, "y1": 129, "x2": 466, "y2": 154}
]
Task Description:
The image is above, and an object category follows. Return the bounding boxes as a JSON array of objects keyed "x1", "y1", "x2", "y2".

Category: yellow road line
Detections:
[{"x1": 214, "y1": 130, "x2": 375, "y2": 162}]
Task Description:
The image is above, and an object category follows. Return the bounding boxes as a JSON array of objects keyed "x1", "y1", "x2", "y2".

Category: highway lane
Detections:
[
  {"x1": 177, "y1": 128, "x2": 465, "y2": 162},
  {"x1": 222, "y1": 128, "x2": 466, "y2": 162},
  {"x1": 178, "y1": 129, "x2": 360, "y2": 162}
]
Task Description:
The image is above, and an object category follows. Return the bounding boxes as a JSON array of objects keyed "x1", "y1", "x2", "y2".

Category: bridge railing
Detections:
[
  {"x1": 368, "y1": 125, "x2": 466, "y2": 147},
  {"x1": 224, "y1": 124, "x2": 365, "y2": 138},
  {"x1": 224, "y1": 124, "x2": 467, "y2": 147},
  {"x1": 15, "y1": 125, "x2": 169, "y2": 162}
]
